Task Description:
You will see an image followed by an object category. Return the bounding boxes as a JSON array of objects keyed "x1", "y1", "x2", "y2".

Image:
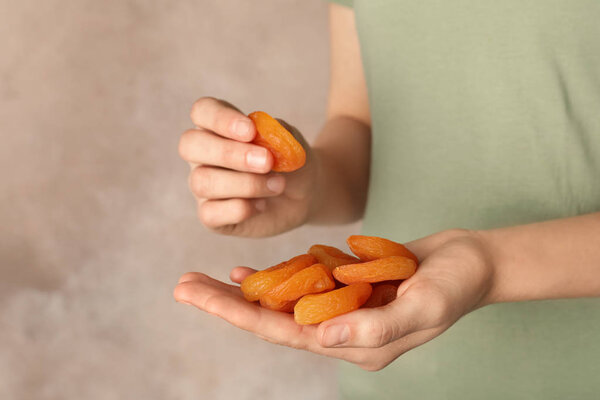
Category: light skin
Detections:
[{"x1": 174, "y1": 4, "x2": 600, "y2": 371}]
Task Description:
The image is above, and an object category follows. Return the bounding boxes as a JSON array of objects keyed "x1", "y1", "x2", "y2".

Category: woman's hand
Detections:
[
  {"x1": 173, "y1": 229, "x2": 496, "y2": 371},
  {"x1": 179, "y1": 97, "x2": 318, "y2": 237}
]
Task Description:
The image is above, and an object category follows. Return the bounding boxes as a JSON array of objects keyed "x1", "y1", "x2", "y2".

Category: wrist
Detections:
[
  {"x1": 470, "y1": 228, "x2": 504, "y2": 307},
  {"x1": 305, "y1": 147, "x2": 366, "y2": 224},
  {"x1": 427, "y1": 228, "x2": 502, "y2": 308}
]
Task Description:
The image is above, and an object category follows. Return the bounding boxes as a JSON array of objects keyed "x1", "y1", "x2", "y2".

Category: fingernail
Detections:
[
  {"x1": 247, "y1": 149, "x2": 267, "y2": 169},
  {"x1": 266, "y1": 175, "x2": 285, "y2": 193},
  {"x1": 322, "y1": 325, "x2": 350, "y2": 347},
  {"x1": 232, "y1": 119, "x2": 252, "y2": 140},
  {"x1": 255, "y1": 199, "x2": 266, "y2": 212}
]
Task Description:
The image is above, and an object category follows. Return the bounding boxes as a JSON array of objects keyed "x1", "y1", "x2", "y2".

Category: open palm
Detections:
[{"x1": 174, "y1": 229, "x2": 495, "y2": 371}]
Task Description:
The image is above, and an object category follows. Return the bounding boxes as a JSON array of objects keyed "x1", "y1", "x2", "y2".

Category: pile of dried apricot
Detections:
[{"x1": 240, "y1": 236, "x2": 418, "y2": 325}]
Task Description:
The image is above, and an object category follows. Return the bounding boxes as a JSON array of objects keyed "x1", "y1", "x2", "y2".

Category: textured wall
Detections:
[{"x1": 0, "y1": 1, "x2": 358, "y2": 398}]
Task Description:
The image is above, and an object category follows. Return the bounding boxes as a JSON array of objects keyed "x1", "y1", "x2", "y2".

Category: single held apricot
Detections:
[
  {"x1": 248, "y1": 111, "x2": 306, "y2": 172},
  {"x1": 332, "y1": 256, "x2": 417, "y2": 285},
  {"x1": 308, "y1": 244, "x2": 360, "y2": 271},
  {"x1": 240, "y1": 254, "x2": 317, "y2": 302},
  {"x1": 261, "y1": 264, "x2": 335, "y2": 305},
  {"x1": 294, "y1": 282, "x2": 372, "y2": 325},
  {"x1": 347, "y1": 235, "x2": 419, "y2": 264},
  {"x1": 362, "y1": 284, "x2": 399, "y2": 308}
]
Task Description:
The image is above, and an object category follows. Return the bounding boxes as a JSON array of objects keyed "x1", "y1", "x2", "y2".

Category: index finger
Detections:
[
  {"x1": 190, "y1": 97, "x2": 256, "y2": 142},
  {"x1": 172, "y1": 274, "x2": 389, "y2": 364},
  {"x1": 173, "y1": 277, "x2": 310, "y2": 343}
]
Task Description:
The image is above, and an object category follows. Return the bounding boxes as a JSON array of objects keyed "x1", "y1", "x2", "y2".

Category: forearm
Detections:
[
  {"x1": 307, "y1": 116, "x2": 371, "y2": 224},
  {"x1": 478, "y1": 212, "x2": 600, "y2": 304}
]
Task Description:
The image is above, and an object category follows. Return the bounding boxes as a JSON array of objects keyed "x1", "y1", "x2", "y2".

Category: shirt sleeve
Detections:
[{"x1": 328, "y1": 0, "x2": 354, "y2": 8}]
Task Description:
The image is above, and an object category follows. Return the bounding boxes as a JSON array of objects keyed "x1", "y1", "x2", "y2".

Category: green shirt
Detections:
[{"x1": 330, "y1": 1, "x2": 600, "y2": 399}]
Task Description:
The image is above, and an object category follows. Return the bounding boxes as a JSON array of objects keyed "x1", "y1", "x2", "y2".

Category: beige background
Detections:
[{"x1": 0, "y1": 1, "x2": 359, "y2": 398}]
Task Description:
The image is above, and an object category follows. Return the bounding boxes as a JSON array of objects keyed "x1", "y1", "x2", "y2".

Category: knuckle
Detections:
[
  {"x1": 220, "y1": 143, "x2": 241, "y2": 167},
  {"x1": 364, "y1": 318, "x2": 392, "y2": 348},
  {"x1": 190, "y1": 96, "x2": 218, "y2": 123},
  {"x1": 190, "y1": 167, "x2": 212, "y2": 197},
  {"x1": 286, "y1": 335, "x2": 307, "y2": 350},
  {"x1": 443, "y1": 228, "x2": 472, "y2": 238},
  {"x1": 178, "y1": 129, "x2": 197, "y2": 160},
  {"x1": 213, "y1": 106, "x2": 231, "y2": 132},
  {"x1": 231, "y1": 200, "x2": 253, "y2": 223},
  {"x1": 198, "y1": 202, "x2": 217, "y2": 227},
  {"x1": 201, "y1": 294, "x2": 220, "y2": 314},
  {"x1": 243, "y1": 175, "x2": 264, "y2": 197}
]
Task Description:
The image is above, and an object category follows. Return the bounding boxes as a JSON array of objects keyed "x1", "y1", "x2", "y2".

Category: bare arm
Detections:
[
  {"x1": 175, "y1": 212, "x2": 600, "y2": 371},
  {"x1": 308, "y1": 4, "x2": 371, "y2": 224},
  {"x1": 480, "y1": 212, "x2": 600, "y2": 304},
  {"x1": 175, "y1": 4, "x2": 600, "y2": 373}
]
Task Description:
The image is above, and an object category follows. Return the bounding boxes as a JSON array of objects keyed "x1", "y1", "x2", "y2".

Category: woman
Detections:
[{"x1": 174, "y1": 1, "x2": 600, "y2": 398}]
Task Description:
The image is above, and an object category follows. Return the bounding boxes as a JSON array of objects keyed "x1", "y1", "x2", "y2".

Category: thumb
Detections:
[{"x1": 316, "y1": 296, "x2": 422, "y2": 348}]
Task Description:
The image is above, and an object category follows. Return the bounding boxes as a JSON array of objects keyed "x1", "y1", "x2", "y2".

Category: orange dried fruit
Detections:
[
  {"x1": 332, "y1": 256, "x2": 417, "y2": 285},
  {"x1": 240, "y1": 254, "x2": 317, "y2": 302},
  {"x1": 347, "y1": 235, "x2": 419, "y2": 264},
  {"x1": 259, "y1": 297, "x2": 297, "y2": 313},
  {"x1": 260, "y1": 263, "x2": 335, "y2": 308},
  {"x1": 308, "y1": 244, "x2": 360, "y2": 272},
  {"x1": 362, "y1": 284, "x2": 399, "y2": 308},
  {"x1": 248, "y1": 111, "x2": 306, "y2": 172},
  {"x1": 294, "y1": 282, "x2": 372, "y2": 325}
]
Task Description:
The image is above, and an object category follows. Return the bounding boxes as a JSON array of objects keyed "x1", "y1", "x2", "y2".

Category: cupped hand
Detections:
[
  {"x1": 173, "y1": 229, "x2": 495, "y2": 371},
  {"x1": 179, "y1": 97, "x2": 317, "y2": 237}
]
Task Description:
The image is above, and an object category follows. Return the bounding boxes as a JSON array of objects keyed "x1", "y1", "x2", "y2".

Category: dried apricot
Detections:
[
  {"x1": 240, "y1": 254, "x2": 317, "y2": 302},
  {"x1": 294, "y1": 282, "x2": 372, "y2": 325},
  {"x1": 332, "y1": 256, "x2": 417, "y2": 285},
  {"x1": 308, "y1": 244, "x2": 360, "y2": 271},
  {"x1": 362, "y1": 284, "x2": 399, "y2": 308},
  {"x1": 261, "y1": 264, "x2": 335, "y2": 304},
  {"x1": 248, "y1": 111, "x2": 306, "y2": 172},
  {"x1": 347, "y1": 235, "x2": 419, "y2": 264},
  {"x1": 259, "y1": 297, "x2": 297, "y2": 313}
]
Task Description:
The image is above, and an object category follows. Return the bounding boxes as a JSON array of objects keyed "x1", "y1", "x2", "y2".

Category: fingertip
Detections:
[
  {"x1": 229, "y1": 269, "x2": 240, "y2": 283},
  {"x1": 246, "y1": 146, "x2": 274, "y2": 174},
  {"x1": 230, "y1": 266, "x2": 257, "y2": 283},
  {"x1": 173, "y1": 281, "x2": 194, "y2": 305},
  {"x1": 264, "y1": 149, "x2": 275, "y2": 171},
  {"x1": 197, "y1": 200, "x2": 213, "y2": 227},
  {"x1": 266, "y1": 174, "x2": 286, "y2": 194}
]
